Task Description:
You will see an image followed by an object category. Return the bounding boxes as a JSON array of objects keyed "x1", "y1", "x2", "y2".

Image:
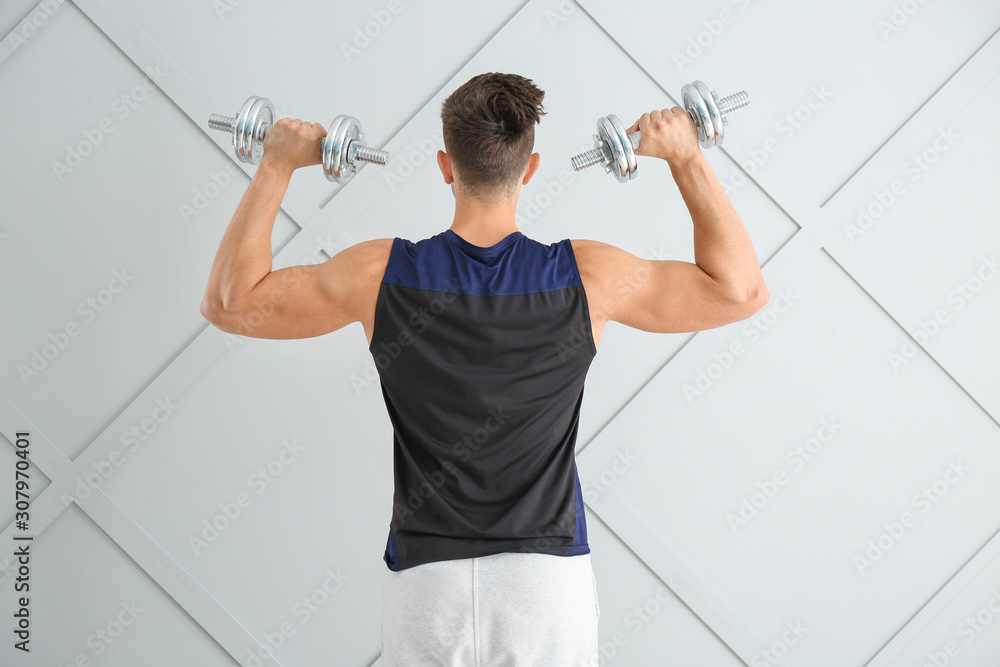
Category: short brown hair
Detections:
[{"x1": 440, "y1": 72, "x2": 545, "y2": 201}]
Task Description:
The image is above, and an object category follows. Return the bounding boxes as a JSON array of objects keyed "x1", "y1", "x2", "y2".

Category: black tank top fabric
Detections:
[{"x1": 370, "y1": 229, "x2": 597, "y2": 571}]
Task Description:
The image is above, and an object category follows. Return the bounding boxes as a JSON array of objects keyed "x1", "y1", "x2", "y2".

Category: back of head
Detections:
[{"x1": 440, "y1": 72, "x2": 545, "y2": 203}]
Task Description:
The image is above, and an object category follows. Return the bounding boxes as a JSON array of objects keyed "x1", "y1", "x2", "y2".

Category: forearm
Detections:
[
  {"x1": 670, "y1": 153, "x2": 765, "y2": 301},
  {"x1": 201, "y1": 161, "x2": 292, "y2": 312}
]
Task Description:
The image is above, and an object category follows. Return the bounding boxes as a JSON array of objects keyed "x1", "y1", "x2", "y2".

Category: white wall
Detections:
[{"x1": 1, "y1": 0, "x2": 998, "y2": 664}]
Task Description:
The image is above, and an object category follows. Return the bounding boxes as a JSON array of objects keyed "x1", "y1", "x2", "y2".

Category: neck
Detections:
[{"x1": 448, "y1": 193, "x2": 520, "y2": 247}]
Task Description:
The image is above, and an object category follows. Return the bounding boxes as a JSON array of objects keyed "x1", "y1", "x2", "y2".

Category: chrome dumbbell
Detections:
[
  {"x1": 570, "y1": 81, "x2": 750, "y2": 183},
  {"x1": 207, "y1": 95, "x2": 389, "y2": 185}
]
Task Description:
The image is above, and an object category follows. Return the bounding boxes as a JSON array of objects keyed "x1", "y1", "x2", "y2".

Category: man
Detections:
[{"x1": 201, "y1": 72, "x2": 768, "y2": 665}]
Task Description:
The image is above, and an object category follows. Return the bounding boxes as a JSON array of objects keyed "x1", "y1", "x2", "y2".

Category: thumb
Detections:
[{"x1": 625, "y1": 117, "x2": 649, "y2": 156}]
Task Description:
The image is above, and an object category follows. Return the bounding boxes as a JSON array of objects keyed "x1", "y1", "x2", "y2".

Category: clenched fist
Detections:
[
  {"x1": 627, "y1": 107, "x2": 701, "y2": 168},
  {"x1": 260, "y1": 118, "x2": 327, "y2": 175}
]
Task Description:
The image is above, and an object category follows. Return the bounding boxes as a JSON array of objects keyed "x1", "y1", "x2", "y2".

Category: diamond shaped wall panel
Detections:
[
  {"x1": 881, "y1": 546, "x2": 1000, "y2": 665},
  {"x1": 0, "y1": 505, "x2": 237, "y2": 666},
  {"x1": 580, "y1": 0, "x2": 1000, "y2": 213},
  {"x1": 825, "y1": 65, "x2": 1000, "y2": 408},
  {"x1": 95, "y1": 328, "x2": 391, "y2": 665},
  {"x1": 0, "y1": 3, "x2": 298, "y2": 459},
  {"x1": 587, "y1": 492, "x2": 745, "y2": 664},
  {"x1": 71, "y1": 0, "x2": 529, "y2": 209},
  {"x1": 0, "y1": 0, "x2": 57, "y2": 46},
  {"x1": 578, "y1": 250, "x2": 1000, "y2": 665}
]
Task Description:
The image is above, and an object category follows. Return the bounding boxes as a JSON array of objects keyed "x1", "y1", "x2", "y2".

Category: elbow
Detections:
[
  {"x1": 745, "y1": 281, "x2": 769, "y2": 311},
  {"x1": 743, "y1": 280, "x2": 771, "y2": 317},
  {"x1": 201, "y1": 287, "x2": 256, "y2": 332},
  {"x1": 728, "y1": 281, "x2": 769, "y2": 319},
  {"x1": 200, "y1": 295, "x2": 230, "y2": 329}
]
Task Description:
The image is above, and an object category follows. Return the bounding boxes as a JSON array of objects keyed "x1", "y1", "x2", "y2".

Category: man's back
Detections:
[{"x1": 370, "y1": 228, "x2": 596, "y2": 571}]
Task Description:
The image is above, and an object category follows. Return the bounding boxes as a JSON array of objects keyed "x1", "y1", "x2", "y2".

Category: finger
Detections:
[{"x1": 628, "y1": 112, "x2": 649, "y2": 135}]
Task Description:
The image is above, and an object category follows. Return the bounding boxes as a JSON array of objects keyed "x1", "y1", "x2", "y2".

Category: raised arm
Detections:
[
  {"x1": 573, "y1": 106, "x2": 768, "y2": 342},
  {"x1": 199, "y1": 117, "x2": 390, "y2": 341}
]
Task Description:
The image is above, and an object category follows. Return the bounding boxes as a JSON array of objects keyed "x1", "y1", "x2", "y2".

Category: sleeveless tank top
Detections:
[{"x1": 369, "y1": 229, "x2": 597, "y2": 571}]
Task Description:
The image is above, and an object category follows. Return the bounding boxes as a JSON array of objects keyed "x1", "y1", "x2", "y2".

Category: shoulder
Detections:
[
  {"x1": 355, "y1": 238, "x2": 394, "y2": 281},
  {"x1": 317, "y1": 237, "x2": 394, "y2": 289},
  {"x1": 569, "y1": 238, "x2": 622, "y2": 257},
  {"x1": 342, "y1": 236, "x2": 393, "y2": 267},
  {"x1": 569, "y1": 239, "x2": 634, "y2": 276}
]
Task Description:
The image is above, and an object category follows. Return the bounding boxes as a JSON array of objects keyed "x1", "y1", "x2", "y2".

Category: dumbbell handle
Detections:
[
  {"x1": 571, "y1": 90, "x2": 750, "y2": 171},
  {"x1": 636, "y1": 90, "x2": 749, "y2": 147},
  {"x1": 207, "y1": 113, "x2": 389, "y2": 165}
]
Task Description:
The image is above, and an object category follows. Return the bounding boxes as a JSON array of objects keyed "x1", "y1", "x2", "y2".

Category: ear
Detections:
[
  {"x1": 437, "y1": 150, "x2": 454, "y2": 184},
  {"x1": 521, "y1": 152, "x2": 541, "y2": 186}
]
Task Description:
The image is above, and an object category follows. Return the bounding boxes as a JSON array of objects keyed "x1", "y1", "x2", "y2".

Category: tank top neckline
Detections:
[{"x1": 443, "y1": 229, "x2": 523, "y2": 256}]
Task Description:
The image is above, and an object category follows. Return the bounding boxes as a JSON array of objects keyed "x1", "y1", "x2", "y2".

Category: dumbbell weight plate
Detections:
[
  {"x1": 681, "y1": 83, "x2": 710, "y2": 148},
  {"x1": 682, "y1": 81, "x2": 725, "y2": 149},
  {"x1": 695, "y1": 80, "x2": 725, "y2": 148},
  {"x1": 322, "y1": 115, "x2": 364, "y2": 184},
  {"x1": 234, "y1": 96, "x2": 275, "y2": 165},
  {"x1": 231, "y1": 97, "x2": 255, "y2": 163},
  {"x1": 598, "y1": 115, "x2": 636, "y2": 184},
  {"x1": 608, "y1": 114, "x2": 637, "y2": 181}
]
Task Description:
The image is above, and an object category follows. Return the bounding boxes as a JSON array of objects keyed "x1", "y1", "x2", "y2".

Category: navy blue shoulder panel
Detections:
[{"x1": 382, "y1": 230, "x2": 582, "y2": 297}]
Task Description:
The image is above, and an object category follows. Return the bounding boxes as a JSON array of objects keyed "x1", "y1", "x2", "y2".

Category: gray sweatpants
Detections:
[{"x1": 378, "y1": 551, "x2": 600, "y2": 666}]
